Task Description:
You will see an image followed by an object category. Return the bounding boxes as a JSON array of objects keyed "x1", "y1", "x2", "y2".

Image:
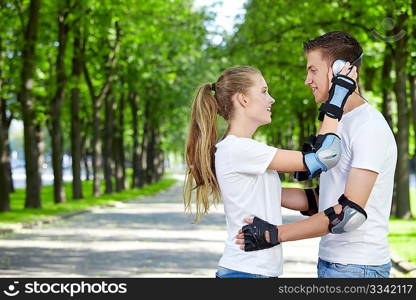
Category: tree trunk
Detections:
[
  {"x1": 129, "y1": 91, "x2": 141, "y2": 188},
  {"x1": 411, "y1": 0, "x2": 416, "y2": 157},
  {"x1": 142, "y1": 101, "x2": 154, "y2": 185},
  {"x1": 0, "y1": 100, "x2": 10, "y2": 212},
  {"x1": 147, "y1": 123, "x2": 157, "y2": 184},
  {"x1": 393, "y1": 13, "x2": 410, "y2": 218},
  {"x1": 0, "y1": 36, "x2": 10, "y2": 211},
  {"x1": 286, "y1": 121, "x2": 294, "y2": 149},
  {"x1": 114, "y1": 92, "x2": 126, "y2": 192},
  {"x1": 297, "y1": 111, "x2": 305, "y2": 149},
  {"x1": 83, "y1": 21, "x2": 120, "y2": 196},
  {"x1": 140, "y1": 115, "x2": 149, "y2": 187},
  {"x1": 409, "y1": 74, "x2": 416, "y2": 217},
  {"x1": 70, "y1": 22, "x2": 83, "y2": 199},
  {"x1": 18, "y1": 0, "x2": 42, "y2": 208},
  {"x1": 103, "y1": 92, "x2": 114, "y2": 194},
  {"x1": 382, "y1": 47, "x2": 394, "y2": 131},
  {"x1": 155, "y1": 127, "x2": 164, "y2": 181},
  {"x1": 35, "y1": 122, "x2": 45, "y2": 195},
  {"x1": 7, "y1": 140, "x2": 14, "y2": 193},
  {"x1": 50, "y1": 1, "x2": 70, "y2": 204},
  {"x1": 411, "y1": 75, "x2": 416, "y2": 156},
  {"x1": 119, "y1": 94, "x2": 126, "y2": 190},
  {"x1": 83, "y1": 151, "x2": 90, "y2": 181},
  {"x1": 157, "y1": 149, "x2": 164, "y2": 181},
  {"x1": 92, "y1": 88, "x2": 102, "y2": 196},
  {"x1": 83, "y1": 64, "x2": 102, "y2": 196}
]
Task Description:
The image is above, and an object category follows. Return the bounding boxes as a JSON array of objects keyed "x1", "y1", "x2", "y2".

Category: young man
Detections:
[{"x1": 237, "y1": 31, "x2": 397, "y2": 278}]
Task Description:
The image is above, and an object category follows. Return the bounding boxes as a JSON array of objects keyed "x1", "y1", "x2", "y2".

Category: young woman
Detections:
[{"x1": 184, "y1": 64, "x2": 357, "y2": 278}]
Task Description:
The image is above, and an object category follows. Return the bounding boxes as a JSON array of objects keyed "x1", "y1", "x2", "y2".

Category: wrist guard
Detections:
[{"x1": 318, "y1": 75, "x2": 356, "y2": 121}]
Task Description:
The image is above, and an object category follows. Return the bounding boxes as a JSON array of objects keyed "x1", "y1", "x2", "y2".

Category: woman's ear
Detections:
[{"x1": 233, "y1": 92, "x2": 248, "y2": 108}]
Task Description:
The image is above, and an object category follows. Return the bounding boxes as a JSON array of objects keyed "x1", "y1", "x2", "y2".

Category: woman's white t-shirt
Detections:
[{"x1": 214, "y1": 135, "x2": 283, "y2": 277}]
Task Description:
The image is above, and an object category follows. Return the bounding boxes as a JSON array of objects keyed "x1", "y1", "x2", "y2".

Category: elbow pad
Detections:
[
  {"x1": 324, "y1": 194, "x2": 367, "y2": 234},
  {"x1": 298, "y1": 133, "x2": 341, "y2": 180}
]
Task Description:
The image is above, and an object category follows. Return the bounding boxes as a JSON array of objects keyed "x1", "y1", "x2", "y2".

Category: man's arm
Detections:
[
  {"x1": 278, "y1": 168, "x2": 377, "y2": 242},
  {"x1": 237, "y1": 168, "x2": 378, "y2": 249}
]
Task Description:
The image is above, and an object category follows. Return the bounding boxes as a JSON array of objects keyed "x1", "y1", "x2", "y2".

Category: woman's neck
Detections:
[{"x1": 227, "y1": 120, "x2": 258, "y2": 139}]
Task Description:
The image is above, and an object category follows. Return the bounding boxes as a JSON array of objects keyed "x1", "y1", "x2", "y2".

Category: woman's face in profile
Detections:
[{"x1": 245, "y1": 73, "x2": 276, "y2": 126}]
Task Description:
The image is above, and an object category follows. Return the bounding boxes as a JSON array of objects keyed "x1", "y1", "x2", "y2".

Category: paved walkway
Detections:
[{"x1": 0, "y1": 177, "x2": 400, "y2": 277}]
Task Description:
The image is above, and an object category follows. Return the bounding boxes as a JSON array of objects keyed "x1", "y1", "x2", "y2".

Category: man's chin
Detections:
[{"x1": 314, "y1": 95, "x2": 327, "y2": 104}]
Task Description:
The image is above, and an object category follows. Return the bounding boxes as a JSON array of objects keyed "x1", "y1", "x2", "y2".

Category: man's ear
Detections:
[{"x1": 233, "y1": 92, "x2": 248, "y2": 108}]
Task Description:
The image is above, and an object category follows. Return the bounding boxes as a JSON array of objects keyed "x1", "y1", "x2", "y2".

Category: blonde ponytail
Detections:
[{"x1": 184, "y1": 83, "x2": 220, "y2": 222}]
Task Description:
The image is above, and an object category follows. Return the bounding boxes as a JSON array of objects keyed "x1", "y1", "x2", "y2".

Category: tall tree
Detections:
[
  {"x1": 18, "y1": 0, "x2": 42, "y2": 208},
  {"x1": 381, "y1": 46, "x2": 394, "y2": 131},
  {"x1": 114, "y1": 90, "x2": 126, "y2": 192},
  {"x1": 83, "y1": 20, "x2": 120, "y2": 196},
  {"x1": 50, "y1": 0, "x2": 70, "y2": 204},
  {"x1": 393, "y1": 12, "x2": 410, "y2": 218},
  {"x1": 129, "y1": 90, "x2": 142, "y2": 188},
  {"x1": 103, "y1": 91, "x2": 115, "y2": 194},
  {"x1": 70, "y1": 0, "x2": 84, "y2": 199},
  {"x1": 0, "y1": 36, "x2": 11, "y2": 211}
]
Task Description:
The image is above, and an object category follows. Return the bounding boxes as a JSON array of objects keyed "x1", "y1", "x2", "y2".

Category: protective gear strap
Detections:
[
  {"x1": 294, "y1": 135, "x2": 317, "y2": 181},
  {"x1": 300, "y1": 188, "x2": 318, "y2": 216},
  {"x1": 318, "y1": 75, "x2": 356, "y2": 121},
  {"x1": 315, "y1": 185, "x2": 320, "y2": 196},
  {"x1": 324, "y1": 194, "x2": 367, "y2": 234},
  {"x1": 296, "y1": 133, "x2": 341, "y2": 181},
  {"x1": 243, "y1": 217, "x2": 280, "y2": 251}
]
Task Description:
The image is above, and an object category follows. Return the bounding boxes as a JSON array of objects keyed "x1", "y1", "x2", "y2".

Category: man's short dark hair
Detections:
[{"x1": 303, "y1": 31, "x2": 363, "y2": 70}]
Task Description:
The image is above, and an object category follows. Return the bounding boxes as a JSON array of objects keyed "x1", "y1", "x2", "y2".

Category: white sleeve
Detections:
[
  {"x1": 229, "y1": 138, "x2": 277, "y2": 175},
  {"x1": 351, "y1": 121, "x2": 390, "y2": 173}
]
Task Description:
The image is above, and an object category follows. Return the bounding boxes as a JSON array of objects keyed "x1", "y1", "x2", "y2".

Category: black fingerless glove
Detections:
[{"x1": 242, "y1": 217, "x2": 280, "y2": 251}]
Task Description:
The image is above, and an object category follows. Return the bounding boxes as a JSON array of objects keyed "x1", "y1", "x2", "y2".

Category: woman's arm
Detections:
[
  {"x1": 281, "y1": 187, "x2": 319, "y2": 215},
  {"x1": 267, "y1": 114, "x2": 339, "y2": 173}
]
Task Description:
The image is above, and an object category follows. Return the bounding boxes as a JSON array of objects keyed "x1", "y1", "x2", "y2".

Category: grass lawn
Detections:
[
  {"x1": 389, "y1": 189, "x2": 416, "y2": 264},
  {"x1": 0, "y1": 177, "x2": 177, "y2": 228},
  {"x1": 388, "y1": 218, "x2": 416, "y2": 264}
]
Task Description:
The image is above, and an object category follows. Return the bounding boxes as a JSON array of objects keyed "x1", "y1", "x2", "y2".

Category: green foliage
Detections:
[{"x1": 227, "y1": 0, "x2": 415, "y2": 150}]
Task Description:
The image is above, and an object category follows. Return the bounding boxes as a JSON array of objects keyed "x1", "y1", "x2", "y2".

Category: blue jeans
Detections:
[
  {"x1": 317, "y1": 258, "x2": 392, "y2": 278},
  {"x1": 215, "y1": 266, "x2": 274, "y2": 278}
]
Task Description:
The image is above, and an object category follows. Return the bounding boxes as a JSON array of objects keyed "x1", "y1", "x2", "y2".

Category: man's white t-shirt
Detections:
[
  {"x1": 319, "y1": 103, "x2": 397, "y2": 265},
  {"x1": 215, "y1": 135, "x2": 283, "y2": 277}
]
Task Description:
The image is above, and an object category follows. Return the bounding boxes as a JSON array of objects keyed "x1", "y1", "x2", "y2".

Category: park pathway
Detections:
[{"x1": 0, "y1": 176, "x2": 399, "y2": 277}]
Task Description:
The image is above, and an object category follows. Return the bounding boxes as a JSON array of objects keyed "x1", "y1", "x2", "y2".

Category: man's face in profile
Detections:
[{"x1": 304, "y1": 49, "x2": 331, "y2": 103}]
